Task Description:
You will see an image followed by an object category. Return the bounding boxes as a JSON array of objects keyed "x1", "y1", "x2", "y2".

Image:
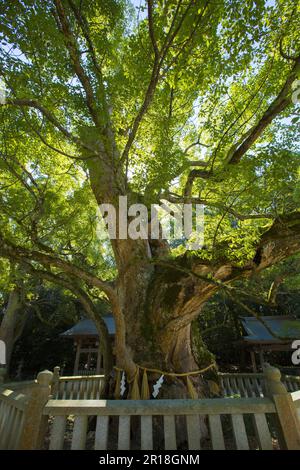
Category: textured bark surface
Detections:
[{"x1": 0, "y1": 283, "x2": 27, "y2": 374}]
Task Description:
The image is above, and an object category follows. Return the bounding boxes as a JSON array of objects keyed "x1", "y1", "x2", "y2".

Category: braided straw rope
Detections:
[{"x1": 114, "y1": 361, "x2": 216, "y2": 379}]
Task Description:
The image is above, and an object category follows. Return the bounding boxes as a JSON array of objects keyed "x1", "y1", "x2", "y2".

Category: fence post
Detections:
[
  {"x1": 263, "y1": 363, "x2": 300, "y2": 450},
  {"x1": 18, "y1": 369, "x2": 53, "y2": 450},
  {"x1": 51, "y1": 366, "x2": 60, "y2": 397}
]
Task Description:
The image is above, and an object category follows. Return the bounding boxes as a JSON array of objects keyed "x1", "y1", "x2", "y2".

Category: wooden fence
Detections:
[
  {"x1": 44, "y1": 396, "x2": 280, "y2": 450},
  {"x1": 0, "y1": 389, "x2": 27, "y2": 449},
  {"x1": 0, "y1": 366, "x2": 300, "y2": 450},
  {"x1": 219, "y1": 372, "x2": 300, "y2": 397},
  {"x1": 0, "y1": 370, "x2": 52, "y2": 450},
  {"x1": 51, "y1": 367, "x2": 105, "y2": 400},
  {"x1": 51, "y1": 368, "x2": 300, "y2": 401},
  {"x1": 43, "y1": 367, "x2": 300, "y2": 450}
]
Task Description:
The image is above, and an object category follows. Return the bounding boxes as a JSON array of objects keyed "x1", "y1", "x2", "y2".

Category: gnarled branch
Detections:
[
  {"x1": 0, "y1": 233, "x2": 115, "y2": 298},
  {"x1": 53, "y1": 0, "x2": 101, "y2": 128},
  {"x1": 164, "y1": 192, "x2": 273, "y2": 220},
  {"x1": 227, "y1": 56, "x2": 300, "y2": 165},
  {"x1": 2, "y1": 98, "x2": 96, "y2": 154},
  {"x1": 19, "y1": 261, "x2": 114, "y2": 377}
]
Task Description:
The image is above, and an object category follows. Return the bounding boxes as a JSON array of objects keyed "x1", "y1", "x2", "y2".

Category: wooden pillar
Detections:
[
  {"x1": 250, "y1": 350, "x2": 257, "y2": 372},
  {"x1": 87, "y1": 347, "x2": 92, "y2": 370},
  {"x1": 74, "y1": 339, "x2": 81, "y2": 375},
  {"x1": 19, "y1": 370, "x2": 53, "y2": 449},
  {"x1": 259, "y1": 348, "x2": 264, "y2": 369},
  {"x1": 96, "y1": 348, "x2": 102, "y2": 374},
  {"x1": 263, "y1": 364, "x2": 300, "y2": 450}
]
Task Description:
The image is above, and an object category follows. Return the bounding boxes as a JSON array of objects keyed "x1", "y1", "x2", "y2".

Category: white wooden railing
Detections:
[
  {"x1": 0, "y1": 370, "x2": 52, "y2": 450},
  {"x1": 220, "y1": 372, "x2": 300, "y2": 397},
  {"x1": 51, "y1": 371, "x2": 105, "y2": 400},
  {"x1": 43, "y1": 396, "x2": 279, "y2": 450},
  {"x1": 1, "y1": 366, "x2": 300, "y2": 450},
  {"x1": 0, "y1": 388, "x2": 27, "y2": 449},
  {"x1": 292, "y1": 390, "x2": 300, "y2": 426},
  {"x1": 51, "y1": 368, "x2": 300, "y2": 401}
]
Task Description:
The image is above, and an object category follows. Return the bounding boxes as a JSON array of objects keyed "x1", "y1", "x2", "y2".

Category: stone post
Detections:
[
  {"x1": 263, "y1": 363, "x2": 300, "y2": 450},
  {"x1": 18, "y1": 369, "x2": 53, "y2": 450}
]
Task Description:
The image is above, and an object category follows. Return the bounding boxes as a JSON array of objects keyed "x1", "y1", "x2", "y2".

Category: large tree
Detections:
[
  {"x1": 0, "y1": 0, "x2": 299, "y2": 395},
  {"x1": 0, "y1": 262, "x2": 28, "y2": 374}
]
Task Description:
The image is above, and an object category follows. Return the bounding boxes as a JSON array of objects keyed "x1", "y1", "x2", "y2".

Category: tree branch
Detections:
[
  {"x1": 147, "y1": 0, "x2": 160, "y2": 59},
  {"x1": 227, "y1": 56, "x2": 300, "y2": 164},
  {"x1": 53, "y1": 0, "x2": 101, "y2": 128},
  {"x1": 183, "y1": 56, "x2": 300, "y2": 196},
  {"x1": 4, "y1": 98, "x2": 73, "y2": 139},
  {"x1": 0, "y1": 152, "x2": 39, "y2": 201},
  {"x1": 226, "y1": 289, "x2": 298, "y2": 341},
  {"x1": 279, "y1": 36, "x2": 299, "y2": 62},
  {"x1": 267, "y1": 275, "x2": 284, "y2": 306},
  {"x1": 154, "y1": 211, "x2": 300, "y2": 331},
  {"x1": 184, "y1": 141, "x2": 211, "y2": 155},
  {"x1": 164, "y1": 192, "x2": 273, "y2": 220},
  {"x1": 184, "y1": 168, "x2": 213, "y2": 198},
  {"x1": 66, "y1": 0, "x2": 110, "y2": 125},
  {"x1": 3, "y1": 98, "x2": 96, "y2": 154},
  {"x1": 19, "y1": 261, "x2": 113, "y2": 376},
  {"x1": 253, "y1": 211, "x2": 300, "y2": 271},
  {"x1": 187, "y1": 160, "x2": 210, "y2": 167},
  {"x1": 67, "y1": 0, "x2": 103, "y2": 77},
  {"x1": 121, "y1": 0, "x2": 197, "y2": 166},
  {"x1": 0, "y1": 233, "x2": 115, "y2": 298}
]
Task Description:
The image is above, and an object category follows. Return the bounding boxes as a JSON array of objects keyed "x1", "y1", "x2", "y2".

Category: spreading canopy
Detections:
[{"x1": 0, "y1": 0, "x2": 299, "y2": 374}]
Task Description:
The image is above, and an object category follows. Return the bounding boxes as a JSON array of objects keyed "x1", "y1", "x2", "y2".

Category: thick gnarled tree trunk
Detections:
[{"x1": 86, "y1": 149, "x2": 300, "y2": 398}]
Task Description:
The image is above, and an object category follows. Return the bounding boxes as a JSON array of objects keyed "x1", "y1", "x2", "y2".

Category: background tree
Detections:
[
  {"x1": 9, "y1": 284, "x2": 95, "y2": 380},
  {"x1": 0, "y1": 261, "x2": 28, "y2": 374},
  {"x1": 0, "y1": 0, "x2": 299, "y2": 396}
]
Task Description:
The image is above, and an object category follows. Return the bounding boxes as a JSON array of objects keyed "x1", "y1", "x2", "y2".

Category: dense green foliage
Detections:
[
  {"x1": 0, "y1": 1, "x2": 299, "y2": 375},
  {"x1": 9, "y1": 286, "x2": 79, "y2": 378},
  {"x1": 0, "y1": 0, "x2": 299, "y2": 263}
]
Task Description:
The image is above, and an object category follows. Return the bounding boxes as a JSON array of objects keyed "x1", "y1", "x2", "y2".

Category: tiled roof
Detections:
[
  {"x1": 61, "y1": 316, "x2": 115, "y2": 337},
  {"x1": 240, "y1": 315, "x2": 300, "y2": 344}
]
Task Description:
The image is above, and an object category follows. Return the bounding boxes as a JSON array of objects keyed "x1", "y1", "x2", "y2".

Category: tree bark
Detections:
[
  {"x1": 112, "y1": 259, "x2": 219, "y2": 398},
  {"x1": 0, "y1": 282, "x2": 27, "y2": 375}
]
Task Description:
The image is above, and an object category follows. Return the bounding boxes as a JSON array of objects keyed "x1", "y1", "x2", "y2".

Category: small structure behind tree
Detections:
[
  {"x1": 61, "y1": 316, "x2": 115, "y2": 375},
  {"x1": 239, "y1": 315, "x2": 300, "y2": 372}
]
